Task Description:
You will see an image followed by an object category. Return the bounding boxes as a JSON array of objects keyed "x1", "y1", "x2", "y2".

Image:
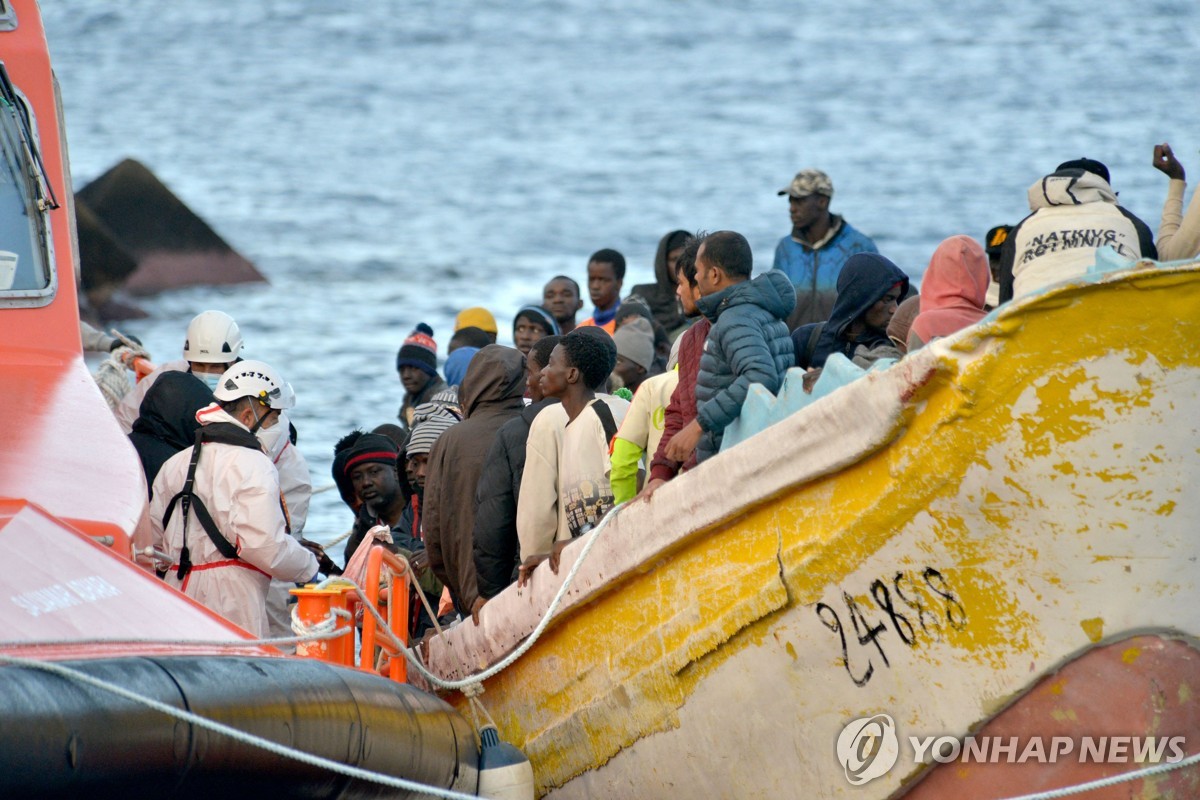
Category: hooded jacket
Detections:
[
  {"x1": 473, "y1": 398, "x2": 559, "y2": 598},
  {"x1": 998, "y1": 169, "x2": 1151, "y2": 303},
  {"x1": 422, "y1": 345, "x2": 527, "y2": 615},
  {"x1": 149, "y1": 404, "x2": 318, "y2": 637},
  {"x1": 694, "y1": 270, "x2": 796, "y2": 462},
  {"x1": 629, "y1": 230, "x2": 691, "y2": 336},
  {"x1": 909, "y1": 235, "x2": 989, "y2": 347},
  {"x1": 129, "y1": 370, "x2": 214, "y2": 496},
  {"x1": 795, "y1": 253, "x2": 910, "y2": 369}
]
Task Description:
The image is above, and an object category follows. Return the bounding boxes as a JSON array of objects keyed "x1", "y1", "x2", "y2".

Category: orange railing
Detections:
[
  {"x1": 360, "y1": 546, "x2": 411, "y2": 683},
  {"x1": 290, "y1": 545, "x2": 411, "y2": 683}
]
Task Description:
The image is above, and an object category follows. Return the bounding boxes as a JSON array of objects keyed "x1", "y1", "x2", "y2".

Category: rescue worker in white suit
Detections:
[
  {"x1": 115, "y1": 310, "x2": 244, "y2": 434},
  {"x1": 150, "y1": 360, "x2": 323, "y2": 637},
  {"x1": 123, "y1": 311, "x2": 315, "y2": 581}
]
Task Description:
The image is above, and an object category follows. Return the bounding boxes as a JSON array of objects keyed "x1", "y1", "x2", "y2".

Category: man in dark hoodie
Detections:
[
  {"x1": 665, "y1": 230, "x2": 796, "y2": 464},
  {"x1": 628, "y1": 229, "x2": 691, "y2": 339},
  {"x1": 473, "y1": 335, "x2": 562, "y2": 607},
  {"x1": 129, "y1": 371, "x2": 214, "y2": 497},
  {"x1": 422, "y1": 344, "x2": 527, "y2": 620},
  {"x1": 792, "y1": 252, "x2": 909, "y2": 380}
]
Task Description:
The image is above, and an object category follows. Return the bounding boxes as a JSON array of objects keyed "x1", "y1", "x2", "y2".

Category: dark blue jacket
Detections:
[
  {"x1": 793, "y1": 253, "x2": 909, "y2": 369},
  {"x1": 694, "y1": 270, "x2": 796, "y2": 462},
  {"x1": 773, "y1": 217, "x2": 879, "y2": 327}
]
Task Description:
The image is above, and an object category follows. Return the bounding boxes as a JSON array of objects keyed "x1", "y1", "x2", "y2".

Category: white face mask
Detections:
[
  {"x1": 256, "y1": 410, "x2": 290, "y2": 461},
  {"x1": 198, "y1": 371, "x2": 222, "y2": 391}
]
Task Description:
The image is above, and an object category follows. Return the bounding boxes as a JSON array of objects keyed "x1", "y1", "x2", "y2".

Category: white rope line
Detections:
[
  {"x1": 0, "y1": 654, "x2": 483, "y2": 800},
  {"x1": 344, "y1": 502, "x2": 624, "y2": 693},
  {"x1": 0, "y1": 612, "x2": 352, "y2": 651},
  {"x1": 324, "y1": 528, "x2": 355, "y2": 547},
  {"x1": 998, "y1": 751, "x2": 1200, "y2": 799}
]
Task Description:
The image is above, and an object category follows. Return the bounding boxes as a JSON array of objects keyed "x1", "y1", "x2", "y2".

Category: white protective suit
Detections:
[
  {"x1": 114, "y1": 358, "x2": 190, "y2": 434},
  {"x1": 150, "y1": 405, "x2": 318, "y2": 637},
  {"x1": 262, "y1": 417, "x2": 314, "y2": 642}
]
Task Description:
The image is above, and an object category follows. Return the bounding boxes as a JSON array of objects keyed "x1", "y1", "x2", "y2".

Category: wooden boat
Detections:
[
  {"x1": 0, "y1": 5, "x2": 482, "y2": 797},
  {"x1": 425, "y1": 256, "x2": 1200, "y2": 799}
]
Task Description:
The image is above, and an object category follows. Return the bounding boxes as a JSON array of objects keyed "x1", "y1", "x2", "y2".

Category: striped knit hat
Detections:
[{"x1": 406, "y1": 402, "x2": 459, "y2": 457}]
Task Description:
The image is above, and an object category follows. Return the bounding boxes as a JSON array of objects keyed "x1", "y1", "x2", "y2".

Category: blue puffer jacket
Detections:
[{"x1": 694, "y1": 270, "x2": 796, "y2": 462}]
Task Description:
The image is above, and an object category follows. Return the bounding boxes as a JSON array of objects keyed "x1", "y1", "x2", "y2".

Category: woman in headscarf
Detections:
[{"x1": 907, "y1": 235, "x2": 989, "y2": 351}]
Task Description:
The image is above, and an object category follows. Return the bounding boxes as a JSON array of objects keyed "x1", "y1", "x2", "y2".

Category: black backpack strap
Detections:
[
  {"x1": 198, "y1": 421, "x2": 263, "y2": 451},
  {"x1": 591, "y1": 399, "x2": 619, "y2": 448},
  {"x1": 164, "y1": 428, "x2": 240, "y2": 580},
  {"x1": 805, "y1": 322, "x2": 826, "y2": 367}
]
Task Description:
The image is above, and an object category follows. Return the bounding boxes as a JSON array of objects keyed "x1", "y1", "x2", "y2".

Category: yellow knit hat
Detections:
[{"x1": 454, "y1": 306, "x2": 498, "y2": 334}]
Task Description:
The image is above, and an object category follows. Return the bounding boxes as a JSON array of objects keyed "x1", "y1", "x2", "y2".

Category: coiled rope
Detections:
[{"x1": 290, "y1": 605, "x2": 352, "y2": 638}]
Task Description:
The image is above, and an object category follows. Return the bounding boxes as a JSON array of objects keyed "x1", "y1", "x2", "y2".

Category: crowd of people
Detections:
[{"x1": 114, "y1": 143, "x2": 1200, "y2": 643}]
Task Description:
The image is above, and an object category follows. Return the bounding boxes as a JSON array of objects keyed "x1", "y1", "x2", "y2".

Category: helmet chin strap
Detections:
[{"x1": 247, "y1": 401, "x2": 273, "y2": 435}]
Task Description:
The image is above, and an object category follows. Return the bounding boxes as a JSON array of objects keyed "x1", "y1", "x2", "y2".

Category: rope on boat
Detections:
[
  {"x1": 340, "y1": 502, "x2": 626, "y2": 695},
  {"x1": 290, "y1": 605, "x2": 351, "y2": 638},
  {"x1": 0, "y1": 654, "x2": 484, "y2": 800},
  {"x1": 0, "y1": 617, "x2": 352, "y2": 651},
  {"x1": 997, "y1": 751, "x2": 1200, "y2": 799},
  {"x1": 93, "y1": 351, "x2": 133, "y2": 410},
  {"x1": 323, "y1": 526, "x2": 356, "y2": 548}
]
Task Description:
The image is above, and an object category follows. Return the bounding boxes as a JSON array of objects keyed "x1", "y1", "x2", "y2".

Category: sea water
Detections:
[{"x1": 41, "y1": 0, "x2": 1200, "y2": 553}]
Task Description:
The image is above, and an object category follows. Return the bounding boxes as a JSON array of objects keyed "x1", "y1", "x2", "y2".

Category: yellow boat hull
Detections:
[{"x1": 426, "y1": 261, "x2": 1200, "y2": 799}]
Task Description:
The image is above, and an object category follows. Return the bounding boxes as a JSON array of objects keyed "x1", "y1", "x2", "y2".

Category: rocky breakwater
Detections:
[{"x1": 75, "y1": 159, "x2": 266, "y2": 319}]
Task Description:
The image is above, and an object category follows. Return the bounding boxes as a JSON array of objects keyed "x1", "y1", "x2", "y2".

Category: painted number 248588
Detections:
[{"x1": 815, "y1": 568, "x2": 966, "y2": 687}]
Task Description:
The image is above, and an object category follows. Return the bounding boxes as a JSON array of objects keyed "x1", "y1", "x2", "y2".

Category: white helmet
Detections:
[
  {"x1": 213, "y1": 359, "x2": 296, "y2": 410},
  {"x1": 183, "y1": 310, "x2": 244, "y2": 364}
]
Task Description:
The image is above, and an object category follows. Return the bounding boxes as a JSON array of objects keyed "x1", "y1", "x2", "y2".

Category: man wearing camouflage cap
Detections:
[{"x1": 773, "y1": 169, "x2": 879, "y2": 329}]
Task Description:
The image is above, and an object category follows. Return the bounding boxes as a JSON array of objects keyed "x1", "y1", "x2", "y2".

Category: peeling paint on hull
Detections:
[{"x1": 424, "y1": 262, "x2": 1200, "y2": 799}]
